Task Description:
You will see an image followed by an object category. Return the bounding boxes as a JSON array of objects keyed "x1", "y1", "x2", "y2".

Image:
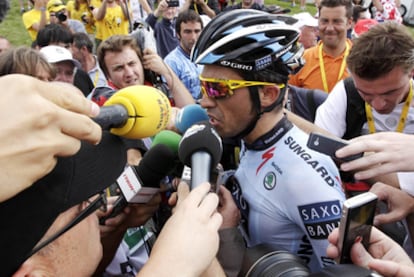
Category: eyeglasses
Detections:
[
  {"x1": 199, "y1": 76, "x2": 285, "y2": 99},
  {"x1": 27, "y1": 192, "x2": 107, "y2": 258}
]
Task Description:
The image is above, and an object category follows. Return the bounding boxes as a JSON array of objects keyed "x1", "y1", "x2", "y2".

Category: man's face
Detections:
[
  {"x1": 299, "y1": 26, "x2": 318, "y2": 49},
  {"x1": 199, "y1": 65, "x2": 256, "y2": 139},
  {"x1": 178, "y1": 21, "x2": 202, "y2": 54},
  {"x1": 164, "y1": 7, "x2": 177, "y2": 20},
  {"x1": 104, "y1": 46, "x2": 145, "y2": 89},
  {"x1": 54, "y1": 61, "x2": 76, "y2": 84},
  {"x1": 71, "y1": 45, "x2": 84, "y2": 65},
  {"x1": 354, "y1": 67, "x2": 414, "y2": 114},
  {"x1": 38, "y1": 201, "x2": 102, "y2": 276},
  {"x1": 318, "y1": 5, "x2": 351, "y2": 50}
]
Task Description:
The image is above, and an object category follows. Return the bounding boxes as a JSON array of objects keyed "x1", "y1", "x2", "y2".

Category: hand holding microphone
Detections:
[{"x1": 94, "y1": 85, "x2": 171, "y2": 139}]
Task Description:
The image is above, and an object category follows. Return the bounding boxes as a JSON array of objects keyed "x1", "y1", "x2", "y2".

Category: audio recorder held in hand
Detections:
[
  {"x1": 307, "y1": 132, "x2": 363, "y2": 163},
  {"x1": 337, "y1": 192, "x2": 378, "y2": 264}
]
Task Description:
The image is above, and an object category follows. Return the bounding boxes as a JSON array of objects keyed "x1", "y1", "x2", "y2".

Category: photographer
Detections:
[{"x1": 47, "y1": 0, "x2": 87, "y2": 34}]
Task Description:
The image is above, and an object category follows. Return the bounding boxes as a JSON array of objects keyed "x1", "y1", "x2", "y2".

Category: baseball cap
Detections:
[
  {"x1": 0, "y1": 132, "x2": 127, "y2": 276},
  {"x1": 353, "y1": 18, "x2": 379, "y2": 38},
  {"x1": 40, "y1": 45, "x2": 81, "y2": 69},
  {"x1": 292, "y1": 12, "x2": 318, "y2": 28},
  {"x1": 47, "y1": 0, "x2": 66, "y2": 13}
]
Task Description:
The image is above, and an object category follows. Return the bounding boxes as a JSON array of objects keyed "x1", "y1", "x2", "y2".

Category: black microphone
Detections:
[
  {"x1": 178, "y1": 121, "x2": 222, "y2": 190},
  {"x1": 100, "y1": 143, "x2": 176, "y2": 224}
]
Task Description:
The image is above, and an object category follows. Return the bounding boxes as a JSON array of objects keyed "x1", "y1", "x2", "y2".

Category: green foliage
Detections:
[{"x1": 0, "y1": 0, "x2": 32, "y2": 46}]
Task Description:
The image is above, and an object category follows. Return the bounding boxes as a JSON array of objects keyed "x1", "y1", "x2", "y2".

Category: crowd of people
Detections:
[{"x1": 1, "y1": 0, "x2": 414, "y2": 276}]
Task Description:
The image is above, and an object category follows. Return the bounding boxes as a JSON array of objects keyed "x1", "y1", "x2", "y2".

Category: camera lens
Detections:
[{"x1": 57, "y1": 11, "x2": 67, "y2": 22}]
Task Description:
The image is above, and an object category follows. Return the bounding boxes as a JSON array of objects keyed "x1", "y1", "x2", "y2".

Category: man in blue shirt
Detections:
[{"x1": 164, "y1": 9, "x2": 203, "y2": 100}]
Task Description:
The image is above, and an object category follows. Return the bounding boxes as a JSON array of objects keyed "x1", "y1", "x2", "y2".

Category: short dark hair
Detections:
[
  {"x1": 36, "y1": 24, "x2": 73, "y2": 48},
  {"x1": 347, "y1": 21, "x2": 414, "y2": 79},
  {"x1": 175, "y1": 9, "x2": 203, "y2": 36},
  {"x1": 72, "y1": 32, "x2": 94, "y2": 53},
  {"x1": 319, "y1": 0, "x2": 353, "y2": 19},
  {"x1": 352, "y1": 5, "x2": 367, "y2": 23}
]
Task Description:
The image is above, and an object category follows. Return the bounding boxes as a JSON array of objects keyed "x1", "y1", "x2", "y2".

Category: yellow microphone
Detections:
[{"x1": 94, "y1": 85, "x2": 171, "y2": 139}]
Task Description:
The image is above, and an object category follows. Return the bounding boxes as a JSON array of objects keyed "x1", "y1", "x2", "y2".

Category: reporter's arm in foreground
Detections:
[
  {"x1": 138, "y1": 182, "x2": 225, "y2": 277},
  {"x1": 327, "y1": 227, "x2": 414, "y2": 277},
  {"x1": 0, "y1": 74, "x2": 101, "y2": 202}
]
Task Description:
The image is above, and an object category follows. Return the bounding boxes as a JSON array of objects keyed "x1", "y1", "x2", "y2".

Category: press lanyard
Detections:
[
  {"x1": 93, "y1": 70, "x2": 99, "y2": 87},
  {"x1": 365, "y1": 79, "x2": 413, "y2": 133},
  {"x1": 318, "y1": 41, "x2": 350, "y2": 92}
]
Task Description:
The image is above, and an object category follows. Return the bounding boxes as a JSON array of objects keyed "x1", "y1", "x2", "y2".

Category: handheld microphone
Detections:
[
  {"x1": 94, "y1": 85, "x2": 171, "y2": 139},
  {"x1": 175, "y1": 104, "x2": 209, "y2": 134},
  {"x1": 151, "y1": 130, "x2": 182, "y2": 155},
  {"x1": 99, "y1": 143, "x2": 176, "y2": 224},
  {"x1": 178, "y1": 121, "x2": 222, "y2": 190}
]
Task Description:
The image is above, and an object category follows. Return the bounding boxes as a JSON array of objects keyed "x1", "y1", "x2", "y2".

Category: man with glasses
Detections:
[
  {"x1": 0, "y1": 131, "x2": 224, "y2": 276},
  {"x1": 191, "y1": 9, "x2": 346, "y2": 273}
]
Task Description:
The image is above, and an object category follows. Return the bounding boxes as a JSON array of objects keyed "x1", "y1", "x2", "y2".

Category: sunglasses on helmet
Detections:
[{"x1": 199, "y1": 76, "x2": 285, "y2": 99}]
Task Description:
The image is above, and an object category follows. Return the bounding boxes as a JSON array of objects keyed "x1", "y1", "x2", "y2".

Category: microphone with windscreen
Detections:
[
  {"x1": 94, "y1": 85, "x2": 171, "y2": 139},
  {"x1": 178, "y1": 121, "x2": 222, "y2": 190},
  {"x1": 175, "y1": 104, "x2": 209, "y2": 134},
  {"x1": 99, "y1": 143, "x2": 176, "y2": 224}
]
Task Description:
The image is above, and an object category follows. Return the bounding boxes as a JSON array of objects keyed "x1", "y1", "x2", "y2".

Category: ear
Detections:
[{"x1": 259, "y1": 85, "x2": 280, "y2": 108}]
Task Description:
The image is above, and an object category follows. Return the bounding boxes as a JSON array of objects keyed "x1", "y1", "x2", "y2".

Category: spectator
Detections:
[
  {"x1": 36, "y1": 23, "x2": 95, "y2": 96},
  {"x1": 22, "y1": 0, "x2": 49, "y2": 42},
  {"x1": 92, "y1": 34, "x2": 193, "y2": 276},
  {"x1": 315, "y1": 22, "x2": 414, "y2": 142},
  {"x1": 92, "y1": 0, "x2": 130, "y2": 49},
  {"x1": 222, "y1": 0, "x2": 263, "y2": 11},
  {"x1": 164, "y1": 9, "x2": 203, "y2": 100},
  {"x1": 180, "y1": 0, "x2": 220, "y2": 19},
  {"x1": 145, "y1": 0, "x2": 179, "y2": 58},
  {"x1": 372, "y1": 0, "x2": 402, "y2": 23},
  {"x1": 72, "y1": 32, "x2": 108, "y2": 87},
  {"x1": 19, "y1": 0, "x2": 32, "y2": 13},
  {"x1": 47, "y1": 0, "x2": 87, "y2": 34},
  {"x1": 192, "y1": 9, "x2": 345, "y2": 273},
  {"x1": 40, "y1": 45, "x2": 81, "y2": 84},
  {"x1": 0, "y1": 46, "x2": 55, "y2": 81},
  {"x1": 66, "y1": 0, "x2": 100, "y2": 43},
  {"x1": 96, "y1": 34, "x2": 194, "y2": 108},
  {"x1": 289, "y1": 0, "x2": 353, "y2": 93},
  {"x1": 0, "y1": 35, "x2": 11, "y2": 53},
  {"x1": 292, "y1": 12, "x2": 319, "y2": 49}
]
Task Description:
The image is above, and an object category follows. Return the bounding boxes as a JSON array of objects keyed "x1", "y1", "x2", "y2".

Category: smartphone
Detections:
[
  {"x1": 167, "y1": 0, "x2": 179, "y2": 7},
  {"x1": 307, "y1": 132, "x2": 363, "y2": 163},
  {"x1": 337, "y1": 191, "x2": 378, "y2": 264}
]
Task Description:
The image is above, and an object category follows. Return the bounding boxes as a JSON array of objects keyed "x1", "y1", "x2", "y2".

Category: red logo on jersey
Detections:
[{"x1": 256, "y1": 147, "x2": 275, "y2": 175}]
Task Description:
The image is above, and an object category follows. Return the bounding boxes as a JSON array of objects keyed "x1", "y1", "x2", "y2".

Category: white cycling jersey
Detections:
[{"x1": 229, "y1": 117, "x2": 346, "y2": 273}]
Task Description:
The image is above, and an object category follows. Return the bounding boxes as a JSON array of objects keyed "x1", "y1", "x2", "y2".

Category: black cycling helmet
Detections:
[{"x1": 191, "y1": 9, "x2": 304, "y2": 139}]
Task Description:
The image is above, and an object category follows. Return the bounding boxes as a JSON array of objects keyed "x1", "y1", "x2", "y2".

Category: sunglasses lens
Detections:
[{"x1": 201, "y1": 81, "x2": 230, "y2": 98}]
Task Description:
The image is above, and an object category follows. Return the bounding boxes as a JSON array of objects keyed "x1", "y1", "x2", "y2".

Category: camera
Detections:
[
  {"x1": 239, "y1": 244, "x2": 382, "y2": 277},
  {"x1": 56, "y1": 11, "x2": 67, "y2": 22},
  {"x1": 167, "y1": 0, "x2": 179, "y2": 7}
]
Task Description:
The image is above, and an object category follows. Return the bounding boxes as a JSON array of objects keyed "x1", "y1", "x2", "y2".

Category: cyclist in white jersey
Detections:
[{"x1": 191, "y1": 9, "x2": 346, "y2": 273}]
